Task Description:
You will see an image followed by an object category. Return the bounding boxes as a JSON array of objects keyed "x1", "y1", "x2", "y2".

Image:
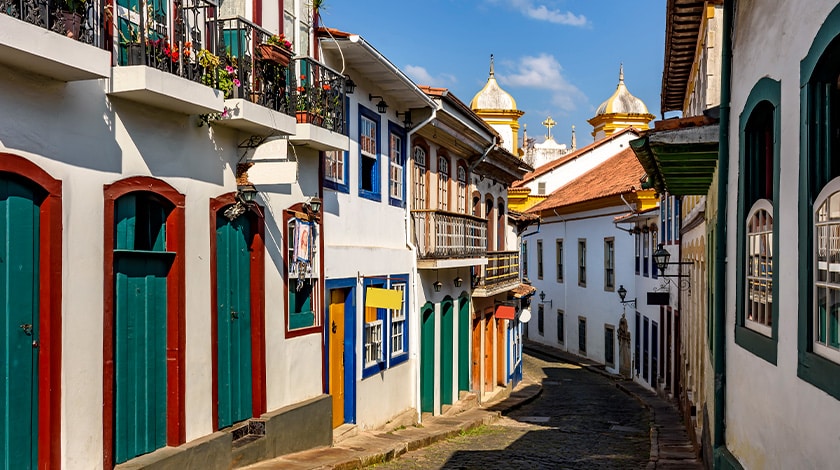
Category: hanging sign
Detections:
[{"x1": 365, "y1": 287, "x2": 403, "y2": 310}]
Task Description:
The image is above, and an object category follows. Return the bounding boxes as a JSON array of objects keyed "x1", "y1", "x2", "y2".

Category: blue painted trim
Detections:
[
  {"x1": 358, "y1": 104, "x2": 382, "y2": 202},
  {"x1": 324, "y1": 97, "x2": 352, "y2": 193},
  {"x1": 388, "y1": 273, "x2": 410, "y2": 368},
  {"x1": 387, "y1": 122, "x2": 407, "y2": 208},
  {"x1": 325, "y1": 278, "x2": 357, "y2": 424},
  {"x1": 361, "y1": 277, "x2": 387, "y2": 378}
]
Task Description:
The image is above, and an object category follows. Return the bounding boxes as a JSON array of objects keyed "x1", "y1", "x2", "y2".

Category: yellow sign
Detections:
[{"x1": 365, "y1": 287, "x2": 403, "y2": 310}]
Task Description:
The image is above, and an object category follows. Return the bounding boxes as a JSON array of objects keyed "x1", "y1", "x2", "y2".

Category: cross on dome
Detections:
[{"x1": 542, "y1": 116, "x2": 557, "y2": 140}]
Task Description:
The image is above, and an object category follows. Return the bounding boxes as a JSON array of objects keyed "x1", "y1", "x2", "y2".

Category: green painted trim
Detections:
[
  {"x1": 798, "y1": 2, "x2": 840, "y2": 401},
  {"x1": 800, "y1": 3, "x2": 840, "y2": 87},
  {"x1": 734, "y1": 77, "x2": 780, "y2": 366},
  {"x1": 715, "y1": 446, "x2": 745, "y2": 470}
]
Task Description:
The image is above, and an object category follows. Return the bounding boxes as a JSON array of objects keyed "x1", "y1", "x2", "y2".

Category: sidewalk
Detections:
[
  {"x1": 243, "y1": 382, "x2": 543, "y2": 469},
  {"x1": 523, "y1": 341, "x2": 703, "y2": 470}
]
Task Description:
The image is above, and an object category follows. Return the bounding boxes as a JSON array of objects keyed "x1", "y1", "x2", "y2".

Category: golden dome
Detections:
[
  {"x1": 471, "y1": 55, "x2": 518, "y2": 111},
  {"x1": 595, "y1": 65, "x2": 651, "y2": 116}
]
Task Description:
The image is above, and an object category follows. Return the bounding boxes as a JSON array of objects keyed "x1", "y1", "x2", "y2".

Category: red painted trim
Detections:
[
  {"x1": 0, "y1": 154, "x2": 62, "y2": 469},
  {"x1": 209, "y1": 194, "x2": 267, "y2": 429},
  {"x1": 252, "y1": 0, "x2": 262, "y2": 26},
  {"x1": 103, "y1": 177, "x2": 185, "y2": 469},
  {"x1": 283, "y1": 204, "x2": 322, "y2": 339}
]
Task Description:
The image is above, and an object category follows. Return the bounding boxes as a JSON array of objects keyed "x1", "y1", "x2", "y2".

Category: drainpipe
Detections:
[
  {"x1": 713, "y1": 0, "x2": 733, "y2": 463},
  {"x1": 404, "y1": 105, "x2": 437, "y2": 424}
]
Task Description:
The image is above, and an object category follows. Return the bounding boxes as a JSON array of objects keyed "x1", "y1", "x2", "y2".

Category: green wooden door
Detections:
[
  {"x1": 440, "y1": 298, "x2": 453, "y2": 405},
  {"x1": 420, "y1": 302, "x2": 435, "y2": 413},
  {"x1": 216, "y1": 213, "x2": 253, "y2": 429},
  {"x1": 458, "y1": 295, "x2": 470, "y2": 392},
  {"x1": 114, "y1": 194, "x2": 171, "y2": 464},
  {"x1": 0, "y1": 176, "x2": 40, "y2": 469}
]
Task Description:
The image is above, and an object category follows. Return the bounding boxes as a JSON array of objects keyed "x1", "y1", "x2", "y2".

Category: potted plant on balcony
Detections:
[
  {"x1": 198, "y1": 49, "x2": 240, "y2": 98},
  {"x1": 256, "y1": 33, "x2": 293, "y2": 67},
  {"x1": 295, "y1": 77, "x2": 324, "y2": 126},
  {"x1": 58, "y1": 0, "x2": 87, "y2": 39}
]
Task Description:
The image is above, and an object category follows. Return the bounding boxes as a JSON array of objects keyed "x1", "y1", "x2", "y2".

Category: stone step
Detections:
[{"x1": 332, "y1": 423, "x2": 358, "y2": 445}]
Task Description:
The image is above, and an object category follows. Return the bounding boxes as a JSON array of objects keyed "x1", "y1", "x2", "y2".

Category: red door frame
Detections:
[
  {"x1": 209, "y1": 194, "x2": 267, "y2": 430},
  {"x1": 0, "y1": 154, "x2": 62, "y2": 468},
  {"x1": 102, "y1": 177, "x2": 186, "y2": 469}
]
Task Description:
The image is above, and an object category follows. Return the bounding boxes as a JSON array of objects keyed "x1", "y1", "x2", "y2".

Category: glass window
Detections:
[
  {"x1": 325, "y1": 150, "x2": 344, "y2": 186},
  {"x1": 287, "y1": 216, "x2": 319, "y2": 331},
  {"x1": 438, "y1": 155, "x2": 449, "y2": 211},
  {"x1": 746, "y1": 200, "x2": 773, "y2": 336},
  {"x1": 359, "y1": 108, "x2": 380, "y2": 200},
  {"x1": 604, "y1": 238, "x2": 615, "y2": 290},
  {"x1": 537, "y1": 239, "x2": 544, "y2": 279},
  {"x1": 556, "y1": 239, "x2": 564, "y2": 283},
  {"x1": 578, "y1": 317, "x2": 587, "y2": 355},
  {"x1": 537, "y1": 303, "x2": 544, "y2": 335},
  {"x1": 413, "y1": 145, "x2": 427, "y2": 210},
  {"x1": 389, "y1": 130, "x2": 404, "y2": 203},
  {"x1": 457, "y1": 165, "x2": 467, "y2": 214},
  {"x1": 578, "y1": 239, "x2": 586, "y2": 287},
  {"x1": 815, "y1": 187, "x2": 840, "y2": 362},
  {"x1": 605, "y1": 325, "x2": 615, "y2": 367},
  {"x1": 557, "y1": 309, "x2": 565, "y2": 344}
]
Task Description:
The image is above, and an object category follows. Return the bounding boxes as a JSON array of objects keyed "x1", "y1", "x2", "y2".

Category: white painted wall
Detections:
[
  {"x1": 726, "y1": 2, "x2": 840, "y2": 467},
  {"x1": 0, "y1": 61, "x2": 324, "y2": 467},
  {"x1": 524, "y1": 205, "x2": 635, "y2": 374}
]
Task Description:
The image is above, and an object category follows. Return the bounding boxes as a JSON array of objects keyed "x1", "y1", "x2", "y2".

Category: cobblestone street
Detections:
[{"x1": 369, "y1": 351, "x2": 650, "y2": 470}]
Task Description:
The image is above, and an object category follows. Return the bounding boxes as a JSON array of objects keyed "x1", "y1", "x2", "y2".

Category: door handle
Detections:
[
  {"x1": 230, "y1": 309, "x2": 239, "y2": 320},
  {"x1": 332, "y1": 321, "x2": 337, "y2": 334},
  {"x1": 20, "y1": 324, "x2": 33, "y2": 336}
]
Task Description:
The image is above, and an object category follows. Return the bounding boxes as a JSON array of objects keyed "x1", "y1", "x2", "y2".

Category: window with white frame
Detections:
[
  {"x1": 364, "y1": 306, "x2": 384, "y2": 367},
  {"x1": 457, "y1": 165, "x2": 467, "y2": 214},
  {"x1": 413, "y1": 145, "x2": 427, "y2": 209},
  {"x1": 538, "y1": 182, "x2": 546, "y2": 195},
  {"x1": 389, "y1": 132, "x2": 403, "y2": 201},
  {"x1": 604, "y1": 238, "x2": 615, "y2": 290},
  {"x1": 360, "y1": 113, "x2": 378, "y2": 196},
  {"x1": 325, "y1": 150, "x2": 344, "y2": 186},
  {"x1": 283, "y1": 0, "x2": 311, "y2": 56},
  {"x1": 746, "y1": 200, "x2": 773, "y2": 336},
  {"x1": 389, "y1": 283, "x2": 406, "y2": 356},
  {"x1": 438, "y1": 155, "x2": 449, "y2": 210},
  {"x1": 814, "y1": 185, "x2": 840, "y2": 362}
]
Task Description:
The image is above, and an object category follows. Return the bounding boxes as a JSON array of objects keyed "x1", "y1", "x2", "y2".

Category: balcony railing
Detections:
[
  {"x1": 208, "y1": 16, "x2": 295, "y2": 116},
  {"x1": 115, "y1": 0, "x2": 215, "y2": 83},
  {"x1": 478, "y1": 251, "x2": 520, "y2": 289},
  {"x1": 1, "y1": 0, "x2": 103, "y2": 46},
  {"x1": 293, "y1": 56, "x2": 347, "y2": 135},
  {"x1": 412, "y1": 209, "x2": 487, "y2": 259}
]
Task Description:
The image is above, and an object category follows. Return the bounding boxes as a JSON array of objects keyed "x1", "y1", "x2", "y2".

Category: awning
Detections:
[
  {"x1": 496, "y1": 305, "x2": 516, "y2": 320},
  {"x1": 630, "y1": 120, "x2": 719, "y2": 196}
]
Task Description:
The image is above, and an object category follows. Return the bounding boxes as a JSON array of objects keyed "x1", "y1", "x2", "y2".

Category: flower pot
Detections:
[
  {"x1": 256, "y1": 44, "x2": 291, "y2": 67},
  {"x1": 59, "y1": 11, "x2": 82, "y2": 39},
  {"x1": 296, "y1": 111, "x2": 323, "y2": 126}
]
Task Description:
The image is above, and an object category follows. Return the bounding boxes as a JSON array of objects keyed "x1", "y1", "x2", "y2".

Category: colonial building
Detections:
[{"x1": 0, "y1": 0, "x2": 350, "y2": 467}]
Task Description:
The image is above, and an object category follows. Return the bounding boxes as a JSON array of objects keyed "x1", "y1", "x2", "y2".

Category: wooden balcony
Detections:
[
  {"x1": 472, "y1": 251, "x2": 520, "y2": 298},
  {"x1": 412, "y1": 209, "x2": 488, "y2": 269}
]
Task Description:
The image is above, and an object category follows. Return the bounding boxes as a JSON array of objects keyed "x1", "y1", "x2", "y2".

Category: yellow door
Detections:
[{"x1": 329, "y1": 289, "x2": 345, "y2": 428}]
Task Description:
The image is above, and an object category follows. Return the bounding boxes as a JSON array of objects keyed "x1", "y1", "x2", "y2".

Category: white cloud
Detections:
[
  {"x1": 489, "y1": 0, "x2": 588, "y2": 27},
  {"x1": 498, "y1": 54, "x2": 586, "y2": 112},
  {"x1": 404, "y1": 65, "x2": 457, "y2": 87}
]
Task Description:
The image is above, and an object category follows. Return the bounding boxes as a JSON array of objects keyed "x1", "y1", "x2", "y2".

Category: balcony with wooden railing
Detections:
[
  {"x1": 412, "y1": 209, "x2": 488, "y2": 269},
  {"x1": 472, "y1": 250, "x2": 520, "y2": 298}
]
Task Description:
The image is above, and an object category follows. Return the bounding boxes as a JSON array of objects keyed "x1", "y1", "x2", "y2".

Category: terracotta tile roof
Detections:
[
  {"x1": 317, "y1": 27, "x2": 352, "y2": 38},
  {"x1": 527, "y1": 147, "x2": 645, "y2": 213},
  {"x1": 512, "y1": 127, "x2": 640, "y2": 188},
  {"x1": 511, "y1": 283, "x2": 537, "y2": 298}
]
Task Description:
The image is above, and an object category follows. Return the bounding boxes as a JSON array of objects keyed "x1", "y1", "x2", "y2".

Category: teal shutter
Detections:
[
  {"x1": 216, "y1": 214, "x2": 253, "y2": 429},
  {"x1": 0, "y1": 176, "x2": 40, "y2": 470},
  {"x1": 420, "y1": 303, "x2": 435, "y2": 413},
  {"x1": 458, "y1": 296, "x2": 470, "y2": 392},
  {"x1": 440, "y1": 299, "x2": 453, "y2": 406},
  {"x1": 114, "y1": 195, "x2": 172, "y2": 464}
]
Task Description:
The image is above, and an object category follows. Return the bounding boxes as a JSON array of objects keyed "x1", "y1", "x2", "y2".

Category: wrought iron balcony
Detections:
[
  {"x1": 412, "y1": 209, "x2": 487, "y2": 260},
  {"x1": 292, "y1": 56, "x2": 348, "y2": 135},
  {"x1": 1, "y1": 0, "x2": 103, "y2": 46},
  {"x1": 472, "y1": 250, "x2": 520, "y2": 297}
]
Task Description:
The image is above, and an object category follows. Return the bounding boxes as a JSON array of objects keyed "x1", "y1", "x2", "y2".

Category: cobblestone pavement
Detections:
[{"x1": 368, "y1": 350, "x2": 650, "y2": 470}]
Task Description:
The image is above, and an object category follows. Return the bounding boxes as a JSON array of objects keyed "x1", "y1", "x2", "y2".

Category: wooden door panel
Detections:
[{"x1": 329, "y1": 289, "x2": 345, "y2": 428}]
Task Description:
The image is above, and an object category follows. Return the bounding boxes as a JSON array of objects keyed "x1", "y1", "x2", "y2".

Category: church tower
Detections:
[
  {"x1": 587, "y1": 65, "x2": 655, "y2": 141},
  {"x1": 470, "y1": 55, "x2": 525, "y2": 155}
]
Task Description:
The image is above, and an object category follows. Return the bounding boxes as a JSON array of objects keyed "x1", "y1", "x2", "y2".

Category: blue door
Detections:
[
  {"x1": 0, "y1": 176, "x2": 40, "y2": 469},
  {"x1": 216, "y1": 213, "x2": 253, "y2": 429}
]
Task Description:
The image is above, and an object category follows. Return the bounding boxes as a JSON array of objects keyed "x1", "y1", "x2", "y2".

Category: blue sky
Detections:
[{"x1": 319, "y1": 0, "x2": 666, "y2": 148}]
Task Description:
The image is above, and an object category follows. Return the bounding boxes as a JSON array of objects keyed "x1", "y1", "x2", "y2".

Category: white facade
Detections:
[{"x1": 724, "y1": 1, "x2": 840, "y2": 467}]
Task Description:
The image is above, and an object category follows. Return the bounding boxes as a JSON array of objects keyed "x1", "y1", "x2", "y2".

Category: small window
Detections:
[
  {"x1": 537, "y1": 239, "x2": 544, "y2": 279},
  {"x1": 287, "y1": 216, "x2": 320, "y2": 331},
  {"x1": 389, "y1": 127, "x2": 405, "y2": 205},
  {"x1": 457, "y1": 165, "x2": 467, "y2": 214},
  {"x1": 389, "y1": 283, "x2": 407, "y2": 356},
  {"x1": 642, "y1": 229, "x2": 650, "y2": 277},
  {"x1": 635, "y1": 230, "x2": 641, "y2": 275},
  {"x1": 814, "y1": 185, "x2": 840, "y2": 363},
  {"x1": 556, "y1": 239, "x2": 564, "y2": 283},
  {"x1": 578, "y1": 317, "x2": 587, "y2": 355},
  {"x1": 537, "y1": 303, "x2": 544, "y2": 336},
  {"x1": 538, "y1": 182, "x2": 546, "y2": 195},
  {"x1": 604, "y1": 238, "x2": 615, "y2": 291},
  {"x1": 413, "y1": 144, "x2": 427, "y2": 210},
  {"x1": 578, "y1": 239, "x2": 587, "y2": 287},
  {"x1": 557, "y1": 309, "x2": 565, "y2": 344},
  {"x1": 605, "y1": 325, "x2": 615, "y2": 367},
  {"x1": 523, "y1": 241, "x2": 528, "y2": 278},
  {"x1": 359, "y1": 107, "x2": 381, "y2": 201},
  {"x1": 325, "y1": 150, "x2": 346, "y2": 188},
  {"x1": 364, "y1": 316, "x2": 384, "y2": 367},
  {"x1": 746, "y1": 200, "x2": 773, "y2": 337}
]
